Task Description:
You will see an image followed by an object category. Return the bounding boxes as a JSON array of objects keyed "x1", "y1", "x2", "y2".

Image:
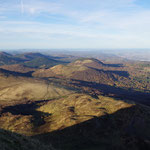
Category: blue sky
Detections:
[{"x1": 0, "y1": 0, "x2": 150, "y2": 49}]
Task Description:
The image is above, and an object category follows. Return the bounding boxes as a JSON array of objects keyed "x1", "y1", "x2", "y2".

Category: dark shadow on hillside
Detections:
[
  {"x1": 33, "y1": 105, "x2": 150, "y2": 150},
  {"x1": 87, "y1": 66, "x2": 129, "y2": 77},
  {"x1": 0, "y1": 100, "x2": 52, "y2": 127},
  {"x1": 70, "y1": 79, "x2": 150, "y2": 106},
  {"x1": 26, "y1": 71, "x2": 35, "y2": 76},
  {"x1": 0, "y1": 129, "x2": 54, "y2": 150},
  {"x1": 0, "y1": 68, "x2": 33, "y2": 77},
  {"x1": 42, "y1": 77, "x2": 150, "y2": 106},
  {"x1": 106, "y1": 63, "x2": 123, "y2": 67}
]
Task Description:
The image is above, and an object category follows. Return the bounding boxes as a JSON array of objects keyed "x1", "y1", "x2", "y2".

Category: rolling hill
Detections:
[
  {"x1": 0, "y1": 52, "x2": 67, "y2": 69},
  {"x1": 0, "y1": 52, "x2": 150, "y2": 150},
  {"x1": 15, "y1": 52, "x2": 66, "y2": 68},
  {"x1": 33, "y1": 57, "x2": 150, "y2": 93},
  {"x1": 0, "y1": 52, "x2": 23, "y2": 66},
  {"x1": 23, "y1": 57, "x2": 60, "y2": 68},
  {"x1": 0, "y1": 64, "x2": 36, "y2": 73},
  {"x1": 33, "y1": 58, "x2": 128, "y2": 85},
  {"x1": 15, "y1": 52, "x2": 51, "y2": 61}
]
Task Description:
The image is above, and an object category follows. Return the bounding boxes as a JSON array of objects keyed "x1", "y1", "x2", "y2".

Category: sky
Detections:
[{"x1": 0, "y1": 0, "x2": 150, "y2": 49}]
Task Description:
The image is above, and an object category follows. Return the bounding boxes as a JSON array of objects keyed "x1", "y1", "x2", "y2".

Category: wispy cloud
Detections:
[
  {"x1": 0, "y1": 0, "x2": 150, "y2": 49},
  {"x1": 21, "y1": 0, "x2": 24, "y2": 14},
  {"x1": 21, "y1": 1, "x2": 61, "y2": 15}
]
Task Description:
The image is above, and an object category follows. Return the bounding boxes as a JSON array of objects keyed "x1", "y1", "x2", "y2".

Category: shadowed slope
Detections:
[
  {"x1": 33, "y1": 105, "x2": 150, "y2": 150},
  {"x1": 0, "y1": 64, "x2": 36, "y2": 73},
  {"x1": 67, "y1": 79, "x2": 150, "y2": 106},
  {"x1": 0, "y1": 68, "x2": 33, "y2": 77},
  {"x1": 0, "y1": 52, "x2": 24, "y2": 66},
  {"x1": 0, "y1": 129, "x2": 55, "y2": 150}
]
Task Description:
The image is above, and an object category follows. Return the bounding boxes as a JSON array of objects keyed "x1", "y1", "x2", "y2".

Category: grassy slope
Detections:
[
  {"x1": 34, "y1": 94, "x2": 150, "y2": 150},
  {"x1": 36, "y1": 93, "x2": 134, "y2": 133},
  {"x1": 0, "y1": 93, "x2": 150, "y2": 149},
  {"x1": 0, "y1": 73, "x2": 74, "y2": 102},
  {"x1": 38, "y1": 104, "x2": 150, "y2": 150},
  {"x1": 0, "y1": 93, "x2": 133, "y2": 135},
  {"x1": 0, "y1": 92, "x2": 133, "y2": 135}
]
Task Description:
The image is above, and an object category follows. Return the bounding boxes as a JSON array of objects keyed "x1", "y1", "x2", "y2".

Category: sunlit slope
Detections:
[
  {"x1": 36, "y1": 94, "x2": 135, "y2": 133},
  {"x1": 68, "y1": 58, "x2": 105, "y2": 68},
  {"x1": 0, "y1": 71, "x2": 74, "y2": 101},
  {"x1": 0, "y1": 93, "x2": 133, "y2": 135},
  {"x1": 0, "y1": 93, "x2": 150, "y2": 149},
  {"x1": 1, "y1": 93, "x2": 149, "y2": 135},
  {"x1": 36, "y1": 95, "x2": 150, "y2": 150}
]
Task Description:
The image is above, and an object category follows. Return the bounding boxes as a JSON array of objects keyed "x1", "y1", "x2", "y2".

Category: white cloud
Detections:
[
  {"x1": 0, "y1": 18, "x2": 150, "y2": 49},
  {"x1": 0, "y1": 0, "x2": 61, "y2": 15},
  {"x1": 0, "y1": 0, "x2": 137, "y2": 16},
  {"x1": 22, "y1": 1, "x2": 61, "y2": 15},
  {"x1": 0, "y1": 0, "x2": 150, "y2": 48}
]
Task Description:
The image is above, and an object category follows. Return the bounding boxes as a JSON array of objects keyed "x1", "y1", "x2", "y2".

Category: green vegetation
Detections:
[
  {"x1": 0, "y1": 52, "x2": 67, "y2": 69},
  {"x1": 23, "y1": 57, "x2": 60, "y2": 68},
  {"x1": 0, "y1": 53, "x2": 22, "y2": 66}
]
